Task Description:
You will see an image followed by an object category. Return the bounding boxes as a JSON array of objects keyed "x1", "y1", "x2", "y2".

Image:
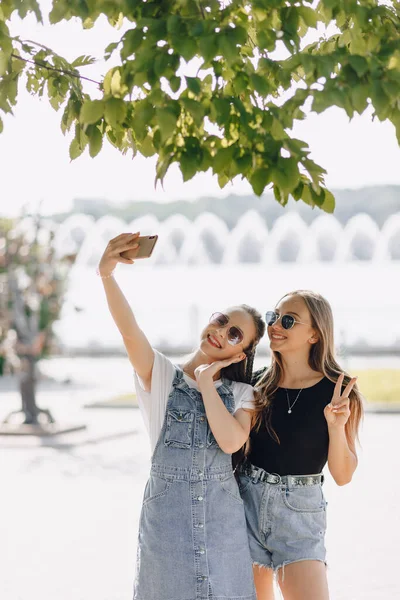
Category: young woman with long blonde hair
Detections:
[{"x1": 236, "y1": 290, "x2": 363, "y2": 600}]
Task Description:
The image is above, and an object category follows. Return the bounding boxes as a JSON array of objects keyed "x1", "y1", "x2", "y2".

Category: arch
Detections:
[{"x1": 223, "y1": 210, "x2": 268, "y2": 264}]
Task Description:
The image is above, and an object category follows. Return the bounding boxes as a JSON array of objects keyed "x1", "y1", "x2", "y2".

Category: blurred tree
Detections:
[
  {"x1": 0, "y1": 214, "x2": 72, "y2": 428},
  {"x1": 1, "y1": 1, "x2": 400, "y2": 211}
]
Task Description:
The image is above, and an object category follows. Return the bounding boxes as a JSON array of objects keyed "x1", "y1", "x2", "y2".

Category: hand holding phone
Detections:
[{"x1": 120, "y1": 234, "x2": 158, "y2": 260}]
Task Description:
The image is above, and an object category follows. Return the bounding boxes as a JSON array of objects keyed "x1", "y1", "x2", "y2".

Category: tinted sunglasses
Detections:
[
  {"x1": 209, "y1": 312, "x2": 244, "y2": 346},
  {"x1": 265, "y1": 311, "x2": 307, "y2": 330}
]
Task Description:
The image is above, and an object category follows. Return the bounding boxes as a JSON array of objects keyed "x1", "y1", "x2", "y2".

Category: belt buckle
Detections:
[{"x1": 268, "y1": 473, "x2": 281, "y2": 485}]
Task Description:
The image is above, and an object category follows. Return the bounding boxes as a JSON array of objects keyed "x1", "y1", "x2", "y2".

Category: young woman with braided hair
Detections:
[
  {"x1": 236, "y1": 290, "x2": 364, "y2": 600},
  {"x1": 98, "y1": 232, "x2": 266, "y2": 600}
]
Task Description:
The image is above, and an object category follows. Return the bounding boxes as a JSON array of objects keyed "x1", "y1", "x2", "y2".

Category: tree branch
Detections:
[{"x1": 11, "y1": 54, "x2": 101, "y2": 86}]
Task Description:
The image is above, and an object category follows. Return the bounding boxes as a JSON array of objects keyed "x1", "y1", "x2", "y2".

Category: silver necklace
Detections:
[{"x1": 285, "y1": 388, "x2": 303, "y2": 414}]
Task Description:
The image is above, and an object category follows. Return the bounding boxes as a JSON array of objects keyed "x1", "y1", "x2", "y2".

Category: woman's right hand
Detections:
[{"x1": 98, "y1": 232, "x2": 140, "y2": 276}]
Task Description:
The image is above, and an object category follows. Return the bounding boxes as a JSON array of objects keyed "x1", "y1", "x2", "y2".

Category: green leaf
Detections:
[
  {"x1": 199, "y1": 35, "x2": 218, "y2": 63},
  {"x1": 235, "y1": 153, "x2": 252, "y2": 175},
  {"x1": 272, "y1": 157, "x2": 300, "y2": 193},
  {"x1": 270, "y1": 118, "x2": 286, "y2": 140},
  {"x1": 139, "y1": 135, "x2": 156, "y2": 157},
  {"x1": 0, "y1": 115, "x2": 3, "y2": 134},
  {"x1": 80, "y1": 100, "x2": 104, "y2": 125},
  {"x1": 217, "y1": 172, "x2": 230, "y2": 188},
  {"x1": 104, "y1": 98, "x2": 127, "y2": 127},
  {"x1": 172, "y1": 36, "x2": 197, "y2": 62},
  {"x1": 310, "y1": 186, "x2": 326, "y2": 207},
  {"x1": 156, "y1": 152, "x2": 174, "y2": 184},
  {"x1": 219, "y1": 33, "x2": 237, "y2": 65},
  {"x1": 169, "y1": 76, "x2": 181, "y2": 93},
  {"x1": 291, "y1": 180, "x2": 304, "y2": 201},
  {"x1": 121, "y1": 29, "x2": 143, "y2": 59},
  {"x1": 154, "y1": 52, "x2": 170, "y2": 78},
  {"x1": 250, "y1": 74, "x2": 270, "y2": 96},
  {"x1": 391, "y1": 111, "x2": 400, "y2": 145},
  {"x1": 213, "y1": 146, "x2": 235, "y2": 173},
  {"x1": 370, "y1": 80, "x2": 390, "y2": 118},
  {"x1": 185, "y1": 76, "x2": 201, "y2": 96},
  {"x1": 104, "y1": 42, "x2": 119, "y2": 60},
  {"x1": 88, "y1": 126, "x2": 103, "y2": 157},
  {"x1": 250, "y1": 168, "x2": 271, "y2": 196},
  {"x1": 257, "y1": 30, "x2": 276, "y2": 52},
  {"x1": 69, "y1": 138, "x2": 84, "y2": 160},
  {"x1": 156, "y1": 107, "x2": 178, "y2": 142},
  {"x1": 211, "y1": 98, "x2": 231, "y2": 124},
  {"x1": 322, "y1": 189, "x2": 335, "y2": 213},
  {"x1": 299, "y1": 6, "x2": 318, "y2": 27},
  {"x1": 181, "y1": 98, "x2": 204, "y2": 127},
  {"x1": 234, "y1": 72, "x2": 248, "y2": 94},
  {"x1": 348, "y1": 55, "x2": 369, "y2": 78},
  {"x1": 83, "y1": 18, "x2": 95, "y2": 30},
  {"x1": 167, "y1": 15, "x2": 183, "y2": 36},
  {"x1": 0, "y1": 51, "x2": 9, "y2": 76},
  {"x1": 180, "y1": 152, "x2": 198, "y2": 181},
  {"x1": 301, "y1": 184, "x2": 315, "y2": 207},
  {"x1": 71, "y1": 55, "x2": 96, "y2": 68},
  {"x1": 351, "y1": 84, "x2": 369, "y2": 114},
  {"x1": 111, "y1": 70, "x2": 122, "y2": 96}
]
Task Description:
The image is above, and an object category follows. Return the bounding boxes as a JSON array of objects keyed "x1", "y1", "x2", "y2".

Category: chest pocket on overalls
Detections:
[{"x1": 164, "y1": 409, "x2": 194, "y2": 449}]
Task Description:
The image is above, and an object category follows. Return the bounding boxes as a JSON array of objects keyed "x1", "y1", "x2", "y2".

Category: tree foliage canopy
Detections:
[{"x1": 1, "y1": 0, "x2": 400, "y2": 212}]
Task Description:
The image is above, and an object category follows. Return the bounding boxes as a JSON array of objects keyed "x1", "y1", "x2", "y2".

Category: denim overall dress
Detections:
[{"x1": 134, "y1": 367, "x2": 256, "y2": 600}]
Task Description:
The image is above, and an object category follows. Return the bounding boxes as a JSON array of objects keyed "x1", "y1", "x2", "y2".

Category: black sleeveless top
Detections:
[{"x1": 248, "y1": 369, "x2": 335, "y2": 476}]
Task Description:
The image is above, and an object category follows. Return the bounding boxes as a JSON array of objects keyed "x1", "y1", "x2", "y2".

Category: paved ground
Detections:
[{"x1": 0, "y1": 357, "x2": 399, "y2": 600}]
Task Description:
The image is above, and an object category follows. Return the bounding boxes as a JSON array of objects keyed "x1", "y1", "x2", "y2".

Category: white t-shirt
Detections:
[{"x1": 134, "y1": 350, "x2": 255, "y2": 453}]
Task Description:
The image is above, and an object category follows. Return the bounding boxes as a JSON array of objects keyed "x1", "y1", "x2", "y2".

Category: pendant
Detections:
[{"x1": 288, "y1": 409, "x2": 292, "y2": 414}]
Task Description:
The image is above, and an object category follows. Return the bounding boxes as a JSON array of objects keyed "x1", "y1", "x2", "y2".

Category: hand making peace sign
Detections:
[{"x1": 324, "y1": 373, "x2": 357, "y2": 428}]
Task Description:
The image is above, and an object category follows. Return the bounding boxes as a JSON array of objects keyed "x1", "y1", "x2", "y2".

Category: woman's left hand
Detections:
[
  {"x1": 194, "y1": 354, "x2": 245, "y2": 385},
  {"x1": 324, "y1": 373, "x2": 357, "y2": 428}
]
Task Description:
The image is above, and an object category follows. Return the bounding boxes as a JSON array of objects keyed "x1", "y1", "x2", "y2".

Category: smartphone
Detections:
[{"x1": 120, "y1": 235, "x2": 158, "y2": 260}]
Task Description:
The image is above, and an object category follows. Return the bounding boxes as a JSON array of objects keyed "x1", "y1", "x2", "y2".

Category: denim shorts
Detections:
[{"x1": 237, "y1": 467, "x2": 327, "y2": 573}]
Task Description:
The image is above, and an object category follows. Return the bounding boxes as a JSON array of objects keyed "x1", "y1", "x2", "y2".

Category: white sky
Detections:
[{"x1": 1, "y1": 2, "x2": 400, "y2": 217}]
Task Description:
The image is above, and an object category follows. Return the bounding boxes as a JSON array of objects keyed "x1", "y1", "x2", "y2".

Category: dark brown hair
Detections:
[{"x1": 221, "y1": 304, "x2": 266, "y2": 384}]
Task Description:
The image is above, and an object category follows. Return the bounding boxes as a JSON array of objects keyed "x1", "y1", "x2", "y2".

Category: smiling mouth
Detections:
[
  {"x1": 207, "y1": 334, "x2": 222, "y2": 348},
  {"x1": 270, "y1": 334, "x2": 286, "y2": 341}
]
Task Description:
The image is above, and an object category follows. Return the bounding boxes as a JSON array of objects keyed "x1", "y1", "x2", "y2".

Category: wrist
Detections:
[
  {"x1": 96, "y1": 265, "x2": 116, "y2": 279},
  {"x1": 327, "y1": 422, "x2": 346, "y2": 434},
  {"x1": 197, "y1": 376, "x2": 214, "y2": 390}
]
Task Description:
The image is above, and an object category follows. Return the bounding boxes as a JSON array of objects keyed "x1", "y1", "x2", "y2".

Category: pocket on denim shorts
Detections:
[
  {"x1": 282, "y1": 484, "x2": 326, "y2": 513},
  {"x1": 164, "y1": 409, "x2": 194, "y2": 448},
  {"x1": 143, "y1": 475, "x2": 172, "y2": 506}
]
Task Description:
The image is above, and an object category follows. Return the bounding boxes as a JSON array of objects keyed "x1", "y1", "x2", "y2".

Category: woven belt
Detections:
[{"x1": 242, "y1": 464, "x2": 324, "y2": 487}]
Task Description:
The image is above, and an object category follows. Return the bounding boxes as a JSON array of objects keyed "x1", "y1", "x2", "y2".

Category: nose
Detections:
[
  {"x1": 270, "y1": 317, "x2": 284, "y2": 332},
  {"x1": 214, "y1": 326, "x2": 226, "y2": 340}
]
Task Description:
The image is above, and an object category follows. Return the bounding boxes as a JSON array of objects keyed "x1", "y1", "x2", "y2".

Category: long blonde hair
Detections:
[{"x1": 253, "y1": 290, "x2": 364, "y2": 446}]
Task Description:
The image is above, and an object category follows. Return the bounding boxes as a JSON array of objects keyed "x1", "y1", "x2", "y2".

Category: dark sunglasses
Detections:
[
  {"x1": 209, "y1": 312, "x2": 244, "y2": 346},
  {"x1": 265, "y1": 311, "x2": 307, "y2": 330}
]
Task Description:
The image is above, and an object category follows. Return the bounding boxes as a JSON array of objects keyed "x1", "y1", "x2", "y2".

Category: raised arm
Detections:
[
  {"x1": 98, "y1": 232, "x2": 154, "y2": 390},
  {"x1": 195, "y1": 357, "x2": 252, "y2": 454},
  {"x1": 325, "y1": 373, "x2": 358, "y2": 485}
]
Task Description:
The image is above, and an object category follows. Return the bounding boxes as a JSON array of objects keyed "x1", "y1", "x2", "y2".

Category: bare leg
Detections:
[
  {"x1": 277, "y1": 560, "x2": 329, "y2": 600},
  {"x1": 253, "y1": 564, "x2": 275, "y2": 600}
]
